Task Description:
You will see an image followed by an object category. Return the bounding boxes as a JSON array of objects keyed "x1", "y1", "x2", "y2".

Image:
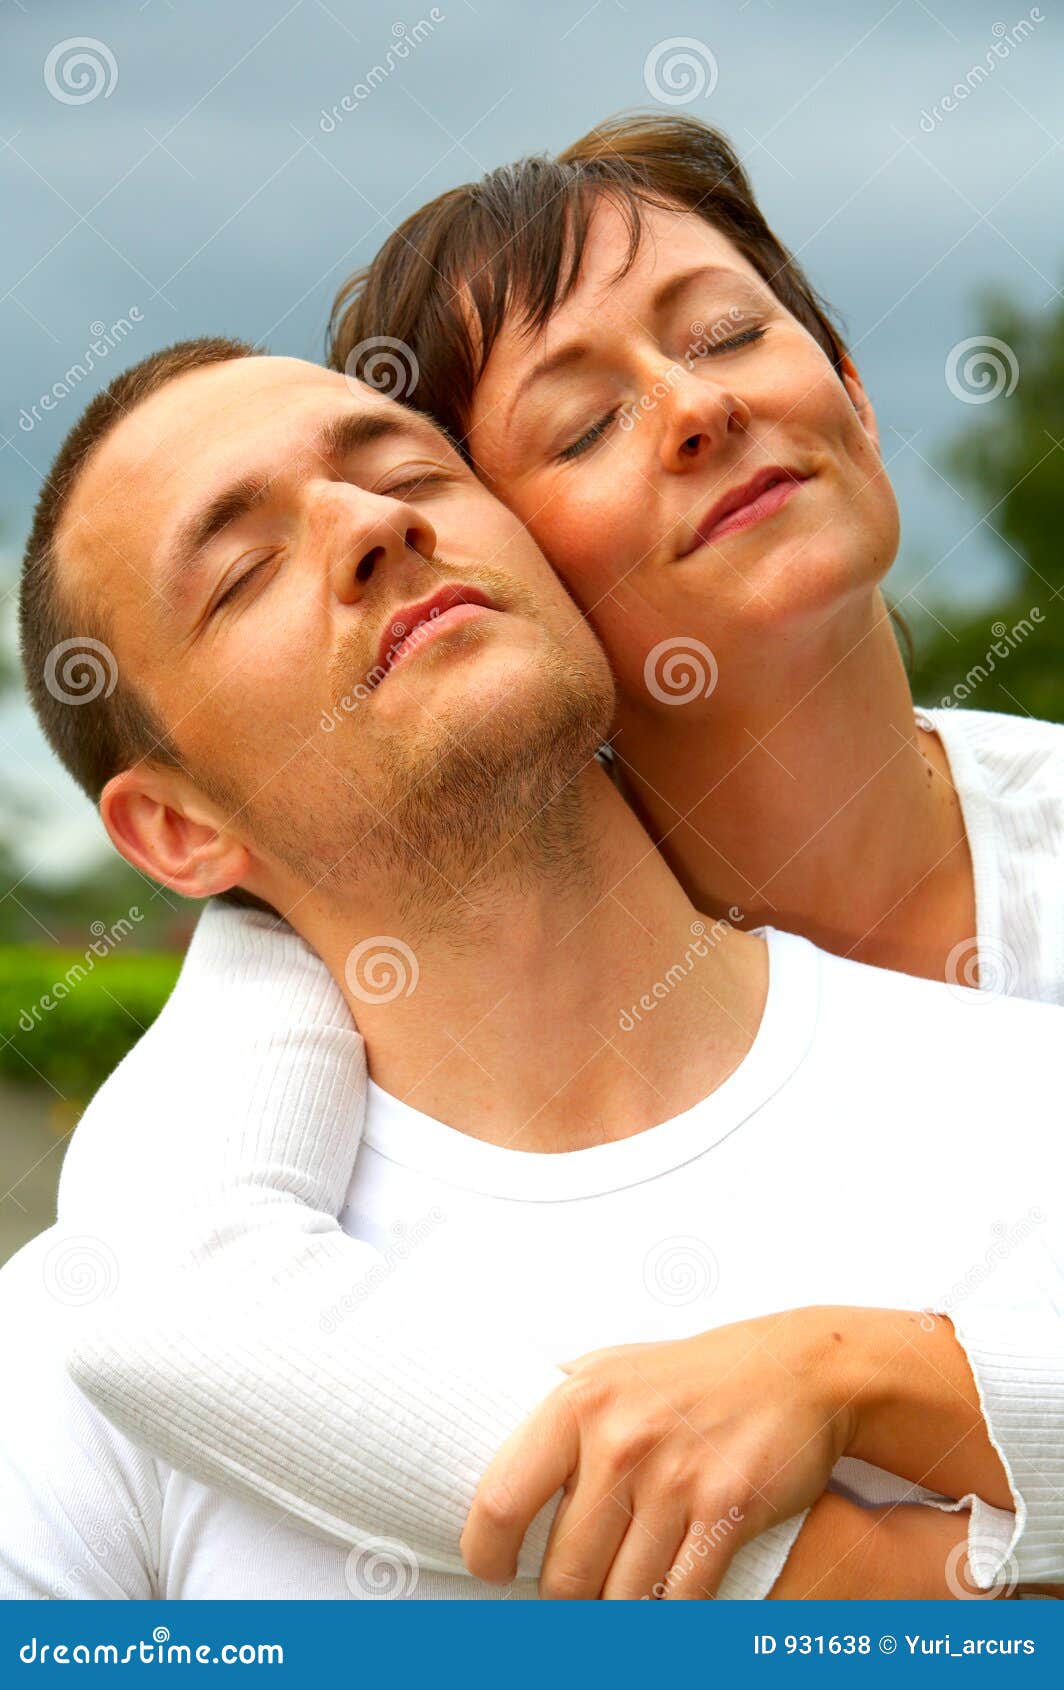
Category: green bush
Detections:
[{"x1": 0, "y1": 946, "x2": 183, "y2": 1103}]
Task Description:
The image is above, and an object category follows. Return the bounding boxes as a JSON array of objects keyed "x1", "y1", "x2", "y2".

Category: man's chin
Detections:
[{"x1": 376, "y1": 642, "x2": 614, "y2": 855}]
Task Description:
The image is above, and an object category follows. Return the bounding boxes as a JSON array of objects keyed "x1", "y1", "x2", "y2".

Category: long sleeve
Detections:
[{"x1": 950, "y1": 1306, "x2": 1064, "y2": 1587}]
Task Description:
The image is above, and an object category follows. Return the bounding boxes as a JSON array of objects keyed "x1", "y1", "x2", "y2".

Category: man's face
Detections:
[
  {"x1": 61, "y1": 356, "x2": 613, "y2": 899},
  {"x1": 467, "y1": 200, "x2": 901, "y2": 703}
]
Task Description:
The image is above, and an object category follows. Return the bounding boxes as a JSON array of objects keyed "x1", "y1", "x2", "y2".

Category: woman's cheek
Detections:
[{"x1": 535, "y1": 491, "x2": 635, "y2": 613}]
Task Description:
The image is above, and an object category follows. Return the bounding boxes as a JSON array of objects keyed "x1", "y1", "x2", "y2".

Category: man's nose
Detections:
[{"x1": 312, "y1": 484, "x2": 438, "y2": 606}]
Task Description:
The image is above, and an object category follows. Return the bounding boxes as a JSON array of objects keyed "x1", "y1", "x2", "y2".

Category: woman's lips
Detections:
[{"x1": 699, "y1": 473, "x2": 807, "y2": 545}]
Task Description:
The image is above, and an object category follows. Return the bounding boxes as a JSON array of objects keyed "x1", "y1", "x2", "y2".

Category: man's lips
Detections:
[
  {"x1": 679, "y1": 466, "x2": 810, "y2": 557},
  {"x1": 373, "y1": 584, "x2": 498, "y2": 685}
]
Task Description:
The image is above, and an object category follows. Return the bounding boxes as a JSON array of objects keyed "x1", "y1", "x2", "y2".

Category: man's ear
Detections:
[
  {"x1": 839, "y1": 354, "x2": 881, "y2": 453},
  {"x1": 99, "y1": 764, "x2": 254, "y2": 901}
]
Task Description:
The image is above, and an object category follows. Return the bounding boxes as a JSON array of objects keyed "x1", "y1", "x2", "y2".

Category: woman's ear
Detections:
[
  {"x1": 99, "y1": 765, "x2": 254, "y2": 901},
  {"x1": 839, "y1": 354, "x2": 881, "y2": 454}
]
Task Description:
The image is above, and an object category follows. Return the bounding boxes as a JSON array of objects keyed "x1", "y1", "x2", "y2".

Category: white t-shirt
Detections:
[
  {"x1": 916, "y1": 706, "x2": 1062, "y2": 1005},
  {"x1": 3, "y1": 930, "x2": 1057, "y2": 1598}
]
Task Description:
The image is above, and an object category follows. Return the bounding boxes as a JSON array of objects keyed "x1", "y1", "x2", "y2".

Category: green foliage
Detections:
[
  {"x1": 0, "y1": 945, "x2": 182, "y2": 1102},
  {"x1": 910, "y1": 285, "x2": 1064, "y2": 723},
  {"x1": 0, "y1": 847, "x2": 199, "y2": 951}
]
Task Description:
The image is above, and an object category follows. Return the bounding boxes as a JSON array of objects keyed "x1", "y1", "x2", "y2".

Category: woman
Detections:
[
  {"x1": 60, "y1": 116, "x2": 1063, "y2": 1600},
  {"x1": 328, "y1": 114, "x2": 1062, "y2": 1005}
]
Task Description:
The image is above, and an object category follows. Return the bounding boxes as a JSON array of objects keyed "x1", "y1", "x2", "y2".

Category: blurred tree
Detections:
[{"x1": 910, "y1": 284, "x2": 1064, "y2": 723}]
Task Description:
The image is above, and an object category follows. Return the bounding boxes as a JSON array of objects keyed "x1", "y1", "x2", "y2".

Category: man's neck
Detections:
[
  {"x1": 614, "y1": 594, "x2": 975, "y2": 982},
  {"x1": 294, "y1": 766, "x2": 768, "y2": 1152}
]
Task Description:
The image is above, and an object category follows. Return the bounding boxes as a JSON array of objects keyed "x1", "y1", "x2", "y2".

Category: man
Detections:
[{"x1": 3, "y1": 344, "x2": 1061, "y2": 1599}]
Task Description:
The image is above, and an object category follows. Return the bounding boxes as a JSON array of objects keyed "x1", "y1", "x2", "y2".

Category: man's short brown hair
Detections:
[
  {"x1": 18, "y1": 335, "x2": 278, "y2": 914},
  {"x1": 328, "y1": 112, "x2": 851, "y2": 451}
]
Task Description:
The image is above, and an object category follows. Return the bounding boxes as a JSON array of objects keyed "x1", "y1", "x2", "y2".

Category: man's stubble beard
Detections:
[{"x1": 211, "y1": 631, "x2": 616, "y2": 931}]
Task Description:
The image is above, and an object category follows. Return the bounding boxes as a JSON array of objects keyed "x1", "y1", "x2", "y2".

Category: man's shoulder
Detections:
[
  {"x1": 0, "y1": 1229, "x2": 162, "y2": 1599},
  {"x1": 798, "y1": 933, "x2": 1060, "y2": 1079}
]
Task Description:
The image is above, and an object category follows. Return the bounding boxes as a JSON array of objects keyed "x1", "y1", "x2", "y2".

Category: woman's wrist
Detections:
[
  {"x1": 768, "y1": 1492, "x2": 971, "y2": 1600},
  {"x1": 804, "y1": 1306, "x2": 1012, "y2": 1511}
]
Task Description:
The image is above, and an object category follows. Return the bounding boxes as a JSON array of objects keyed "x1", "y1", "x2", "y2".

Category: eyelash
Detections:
[
  {"x1": 557, "y1": 326, "x2": 768, "y2": 462},
  {"x1": 213, "y1": 555, "x2": 274, "y2": 614},
  {"x1": 379, "y1": 470, "x2": 452, "y2": 500}
]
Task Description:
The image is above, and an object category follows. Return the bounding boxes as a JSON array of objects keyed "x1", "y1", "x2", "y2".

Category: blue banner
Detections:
[{"x1": 1, "y1": 1600, "x2": 1061, "y2": 1685}]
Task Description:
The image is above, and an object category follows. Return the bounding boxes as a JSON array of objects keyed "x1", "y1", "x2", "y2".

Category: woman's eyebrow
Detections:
[
  {"x1": 649, "y1": 263, "x2": 764, "y2": 317},
  {"x1": 506, "y1": 342, "x2": 599, "y2": 424}
]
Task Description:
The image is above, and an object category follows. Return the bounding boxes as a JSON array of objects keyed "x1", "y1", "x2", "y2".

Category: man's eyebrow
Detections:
[
  {"x1": 163, "y1": 476, "x2": 271, "y2": 612},
  {"x1": 507, "y1": 265, "x2": 769, "y2": 421},
  {"x1": 163, "y1": 409, "x2": 443, "y2": 613},
  {"x1": 316, "y1": 408, "x2": 424, "y2": 464}
]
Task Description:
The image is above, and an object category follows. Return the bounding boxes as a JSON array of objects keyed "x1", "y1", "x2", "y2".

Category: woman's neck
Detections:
[{"x1": 613, "y1": 593, "x2": 977, "y2": 982}]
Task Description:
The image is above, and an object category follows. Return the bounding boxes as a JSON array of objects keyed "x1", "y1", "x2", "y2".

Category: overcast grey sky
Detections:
[{"x1": 2, "y1": 0, "x2": 1061, "y2": 880}]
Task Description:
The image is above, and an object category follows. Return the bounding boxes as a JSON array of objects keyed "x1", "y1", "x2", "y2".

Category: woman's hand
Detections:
[
  {"x1": 460, "y1": 1305, "x2": 1010, "y2": 1599},
  {"x1": 462, "y1": 1308, "x2": 852, "y2": 1598}
]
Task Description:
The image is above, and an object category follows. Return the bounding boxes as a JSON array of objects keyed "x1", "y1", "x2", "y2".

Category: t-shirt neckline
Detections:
[{"x1": 361, "y1": 927, "x2": 822, "y2": 1202}]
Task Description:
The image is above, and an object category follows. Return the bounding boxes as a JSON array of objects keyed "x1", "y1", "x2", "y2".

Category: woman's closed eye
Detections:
[
  {"x1": 556, "y1": 326, "x2": 769, "y2": 464},
  {"x1": 557, "y1": 410, "x2": 618, "y2": 463}
]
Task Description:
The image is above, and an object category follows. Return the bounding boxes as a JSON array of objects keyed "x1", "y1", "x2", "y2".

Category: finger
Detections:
[
  {"x1": 538, "y1": 1476, "x2": 633, "y2": 1600},
  {"x1": 461, "y1": 1387, "x2": 579, "y2": 1585},
  {"x1": 661, "y1": 1520, "x2": 732, "y2": 1600},
  {"x1": 600, "y1": 1512, "x2": 687, "y2": 1601}
]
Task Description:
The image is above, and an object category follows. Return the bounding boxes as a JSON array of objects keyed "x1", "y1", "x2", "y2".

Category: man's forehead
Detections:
[
  {"x1": 63, "y1": 356, "x2": 420, "y2": 562},
  {"x1": 101, "y1": 355, "x2": 364, "y2": 474}
]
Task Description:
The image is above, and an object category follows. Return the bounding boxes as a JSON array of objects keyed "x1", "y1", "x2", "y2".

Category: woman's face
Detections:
[{"x1": 467, "y1": 200, "x2": 900, "y2": 706}]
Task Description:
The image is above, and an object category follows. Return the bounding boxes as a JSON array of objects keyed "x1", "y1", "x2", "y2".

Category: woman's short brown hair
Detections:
[{"x1": 328, "y1": 111, "x2": 851, "y2": 452}]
